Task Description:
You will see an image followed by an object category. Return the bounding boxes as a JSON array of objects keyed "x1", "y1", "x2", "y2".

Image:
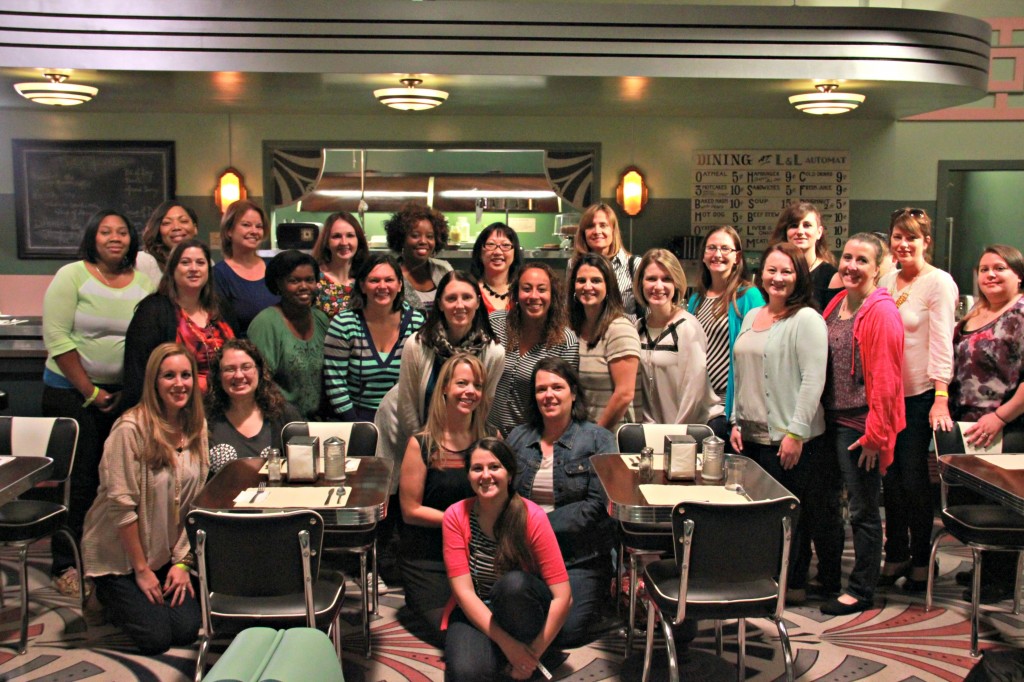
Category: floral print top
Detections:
[
  {"x1": 315, "y1": 273, "x2": 355, "y2": 319},
  {"x1": 950, "y1": 296, "x2": 1024, "y2": 425}
]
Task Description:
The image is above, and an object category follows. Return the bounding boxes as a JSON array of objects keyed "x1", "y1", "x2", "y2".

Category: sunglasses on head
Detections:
[{"x1": 890, "y1": 208, "x2": 927, "y2": 224}]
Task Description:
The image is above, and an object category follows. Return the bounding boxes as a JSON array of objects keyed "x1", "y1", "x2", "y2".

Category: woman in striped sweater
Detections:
[{"x1": 323, "y1": 253, "x2": 425, "y2": 421}]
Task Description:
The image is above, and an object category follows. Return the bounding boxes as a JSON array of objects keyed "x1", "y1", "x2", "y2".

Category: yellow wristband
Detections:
[
  {"x1": 785, "y1": 432, "x2": 804, "y2": 442},
  {"x1": 174, "y1": 562, "x2": 189, "y2": 572},
  {"x1": 934, "y1": 390, "x2": 949, "y2": 398},
  {"x1": 81, "y1": 386, "x2": 100, "y2": 408}
]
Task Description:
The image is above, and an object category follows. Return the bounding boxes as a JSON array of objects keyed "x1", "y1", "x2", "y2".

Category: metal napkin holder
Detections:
[{"x1": 285, "y1": 436, "x2": 319, "y2": 483}]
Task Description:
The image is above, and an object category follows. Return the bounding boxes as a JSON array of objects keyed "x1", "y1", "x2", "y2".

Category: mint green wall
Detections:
[{"x1": 954, "y1": 171, "x2": 1024, "y2": 290}]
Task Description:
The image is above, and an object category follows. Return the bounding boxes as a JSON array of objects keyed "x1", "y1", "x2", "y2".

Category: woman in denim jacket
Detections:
[{"x1": 507, "y1": 357, "x2": 616, "y2": 647}]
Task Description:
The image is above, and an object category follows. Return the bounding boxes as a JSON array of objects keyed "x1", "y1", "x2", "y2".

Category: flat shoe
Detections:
[
  {"x1": 820, "y1": 597, "x2": 872, "y2": 616},
  {"x1": 876, "y1": 561, "x2": 911, "y2": 588}
]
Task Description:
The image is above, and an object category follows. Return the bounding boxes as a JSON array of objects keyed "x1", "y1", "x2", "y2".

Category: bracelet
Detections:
[
  {"x1": 81, "y1": 386, "x2": 100, "y2": 408},
  {"x1": 174, "y1": 562, "x2": 190, "y2": 572},
  {"x1": 934, "y1": 390, "x2": 949, "y2": 398},
  {"x1": 994, "y1": 410, "x2": 1008, "y2": 425},
  {"x1": 785, "y1": 432, "x2": 804, "y2": 442}
]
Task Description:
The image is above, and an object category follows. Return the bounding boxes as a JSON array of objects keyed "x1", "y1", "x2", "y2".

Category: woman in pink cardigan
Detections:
[
  {"x1": 442, "y1": 437, "x2": 572, "y2": 681},
  {"x1": 820, "y1": 233, "x2": 906, "y2": 615}
]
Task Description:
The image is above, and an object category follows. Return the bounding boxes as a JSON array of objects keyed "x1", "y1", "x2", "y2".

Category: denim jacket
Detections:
[{"x1": 509, "y1": 419, "x2": 616, "y2": 566}]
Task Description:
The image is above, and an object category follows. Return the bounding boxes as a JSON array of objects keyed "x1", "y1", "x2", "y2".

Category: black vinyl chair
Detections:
[
  {"x1": 281, "y1": 420, "x2": 380, "y2": 656},
  {"x1": 641, "y1": 496, "x2": 800, "y2": 682},
  {"x1": 927, "y1": 422, "x2": 1024, "y2": 656},
  {"x1": 186, "y1": 509, "x2": 345, "y2": 681},
  {"x1": 615, "y1": 422, "x2": 714, "y2": 655},
  {"x1": 0, "y1": 416, "x2": 84, "y2": 654}
]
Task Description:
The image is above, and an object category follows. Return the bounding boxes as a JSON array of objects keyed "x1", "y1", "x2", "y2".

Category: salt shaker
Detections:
[
  {"x1": 638, "y1": 446, "x2": 655, "y2": 482},
  {"x1": 266, "y1": 447, "x2": 282, "y2": 483},
  {"x1": 701, "y1": 435, "x2": 724, "y2": 482},
  {"x1": 324, "y1": 436, "x2": 347, "y2": 482}
]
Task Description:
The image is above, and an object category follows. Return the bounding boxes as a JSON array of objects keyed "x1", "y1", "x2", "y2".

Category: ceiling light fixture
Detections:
[
  {"x1": 14, "y1": 72, "x2": 98, "y2": 106},
  {"x1": 789, "y1": 82, "x2": 865, "y2": 115},
  {"x1": 374, "y1": 77, "x2": 449, "y2": 111}
]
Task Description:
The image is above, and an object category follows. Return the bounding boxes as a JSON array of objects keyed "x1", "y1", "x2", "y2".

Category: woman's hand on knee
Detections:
[
  {"x1": 134, "y1": 567, "x2": 163, "y2": 605},
  {"x1": 163, "y1": 565, "x2": 194, "y2": 607},
  {"x1": 500, "y1": 639, "x2": 538, "y2": 680}
]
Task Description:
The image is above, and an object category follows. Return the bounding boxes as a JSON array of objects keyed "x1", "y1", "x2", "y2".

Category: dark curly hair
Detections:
[
  {"x1": 383, "y1": 202, "x2": 449, "y2": 255},
  {"x1": 506, "y1": 262, "x2": 568, "y2": 350},
  {"x1": 205, "y1": 339, "x2": 288, "y2": 421},
  {"x1": 264, "y1": 249, "x2": 320, "y2": 296}
]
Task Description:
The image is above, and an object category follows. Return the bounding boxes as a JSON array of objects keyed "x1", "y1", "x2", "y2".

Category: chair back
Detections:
[
  {"x1": 187, "y1": 510, "x2": 325, "y2": 626},
  {"x1": 0, "y1": 416, "x2": 78, "y2": 504},
  {"x1": 616, "y1": 423, "x2": 714, "y2": 454},
  {"x1": 670, "y1": 496, "x2": 799, "y2": 623},
  {"x1": 281, "y1": 421, "x2": 379, "y2": 457}
]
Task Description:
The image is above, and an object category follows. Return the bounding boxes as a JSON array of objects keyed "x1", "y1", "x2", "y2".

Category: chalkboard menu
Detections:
[
  {"x1": 691, "y1": 149, "x2": 850, "y2": 253},
  {"x1": 13, "y1": 140, "x2": 175, "y2": 259}
]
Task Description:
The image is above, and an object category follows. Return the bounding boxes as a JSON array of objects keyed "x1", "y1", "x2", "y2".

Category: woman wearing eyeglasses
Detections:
[
  {"x1": 686, "y1": 226, "x2": 764, "y2": 435},
  {"x1": 471, "y1": 223, "x2": 522, "y2": 314},
  {"x1": 768, "y1": 201, "x2": 838, "y2": 310},
  {"x1": 877, "y1": 207, "x2": 958, "y2": 592}
]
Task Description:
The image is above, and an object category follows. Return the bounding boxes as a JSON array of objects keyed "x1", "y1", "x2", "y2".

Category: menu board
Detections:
[{"x1": 691, "y1": 150, "x2": 850, "y2": 253}]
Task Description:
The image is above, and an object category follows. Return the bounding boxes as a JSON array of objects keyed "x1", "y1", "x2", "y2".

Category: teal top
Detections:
[
  {"x1": 43, "y1": 261, "x2": 156, "y2": 385},
  {"x1": 687, "y1": 285, "x2": 765, "y2": 420},
  {"x1": 248, "y1": 306, "x2": 331, "y2": 419}
]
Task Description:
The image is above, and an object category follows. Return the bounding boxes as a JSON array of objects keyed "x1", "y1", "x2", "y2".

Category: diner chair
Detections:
[
  {"x1": 641, "y1": 496, "x2": 800, "y2": 682},
  {"x1": 0, "y1": 416, "x2": 84, "y2": 654},
  {"x1": 927, "y1": 423, "x2": 1024, "y2": 656},
  {"x1": 186, "y1": 509, "x2": 346, "y2": 682},
  {"x1": 615, "y1": 422, "x2": 714, "y2": 655},
  {"x1": 281, "y1": 420, "x2": 380, "y2": 657}
]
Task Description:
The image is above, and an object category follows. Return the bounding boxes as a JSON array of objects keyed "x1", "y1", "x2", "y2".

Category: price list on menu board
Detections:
[{"x1": 691, "y1": 150, "x2": 850, "y2": 253}]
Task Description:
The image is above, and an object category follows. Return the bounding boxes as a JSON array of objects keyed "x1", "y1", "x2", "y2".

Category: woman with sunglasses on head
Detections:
[
  {"x1": 442, "y1": 438, "x2": 572, "y2": 681},
  {"x1": 384, "y1": 202, "x2": 453, "y2": 310},
  {"x1": 637, "y1": 248, "x2": 723, "y2": 427},
  {"x1": 471, "y1": 223, "x2": 522, "y2": 314},
  {"x1": 488, "y1": 262, "x2": 579, "y2": 437},
  {"x1": 730, "y1": 243, "x2": 834, "y2": 604},
  {"x1": 947, "y1": 245, "x2": 1024, "y2": 602},
  {"x1": 686, "y1": 227, "x2": 764, "y2": 434},
  {"x1": 819, "y1": 233, "x2": 906, "y2": 615},
  {"x1": 312, "y1": 211, "x2": 370, "y2": 318},
  {"x1": 877, "y1": 208, "x2": 958, "y2": 592},
  {"x1": 213, "y1": 200, "x2": 279, "y2": 337},
  {"x1": 571, "y1": 203, "x2": 642, "y2": 319},
  {"x1": 205, "y1": 339, "x2": 301, "y2": 476},
  {"x1": 568, "y1": 253, "x2": 641, "y2": 429},
  {"x1": 768, "y1": 201, "x2": 838, "y2": 310},
  {"x1": 399, "y1": 353, "x2": 493, "y2": 634}
]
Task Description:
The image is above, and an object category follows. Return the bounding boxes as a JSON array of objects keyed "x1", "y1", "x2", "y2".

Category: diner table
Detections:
[
  {"x1": 937, "y1": 453, "x2": 1024, "y2": 515},
  {"x1": 0, "y1": 456, "x2": 53, "y2": 507}
]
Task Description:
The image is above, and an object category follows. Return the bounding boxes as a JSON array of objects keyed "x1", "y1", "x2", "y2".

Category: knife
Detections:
[{"x1": 324, "y1": 489, "x2": 334, "y2": 505}]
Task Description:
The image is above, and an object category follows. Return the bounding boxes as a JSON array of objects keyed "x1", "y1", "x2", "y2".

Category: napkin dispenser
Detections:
[
  {"x1": 286, "y1": 436, "x2": 319, "y2": 483},
  {"x1": 665, "y1": 434, "x2": 697, "y2": 481}
]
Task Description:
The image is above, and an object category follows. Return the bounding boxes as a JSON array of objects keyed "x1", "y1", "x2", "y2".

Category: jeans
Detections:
[
  {"x1": 445, "y1": 571, "x2": 552, "y2": 682},
  {"x1": 744, "y1": 437, "x2": 844, "y2": 591},
  {"x1": 93, "y1": 563, "x2": 201, "y2": 655},
  {"x1": 883, "y1": 391, "x2": 935, "y2": 568},
  {"x1": 835, "y1": 425, "x2": 882, "y2": 601},
  {"x1": 555, "y1": 557, "x2": 612, "y2": 648},
  {"x1": 41, "y1": 384, "x2": 119, "y2": 576}
]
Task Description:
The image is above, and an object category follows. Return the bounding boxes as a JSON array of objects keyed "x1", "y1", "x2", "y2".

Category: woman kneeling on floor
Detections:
[{"x1": 81, "y1": 342, "x2": 208, "y2": 654}]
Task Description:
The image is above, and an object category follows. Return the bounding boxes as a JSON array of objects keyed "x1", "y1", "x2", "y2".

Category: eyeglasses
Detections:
[
  {"x1": 890, "y1": 208, "x2": 926, "y2": 225},
  {"x1": 483, "y1": 242, "x2": 514, "y2": 252},
  {"x1": 704, "y1": 245, "x2": 737, "y2": 255},
  {"x1": 221, "y1": 363, "x2": 256, "y2": 376}
]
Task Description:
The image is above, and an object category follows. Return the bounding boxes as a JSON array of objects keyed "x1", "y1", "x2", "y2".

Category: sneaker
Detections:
[
  {"x1": 52, "y1": 568, "x2": 92, "y2": 599},
  {"x1": 365, "y1": 571, "x2": 390, "y2": 595}
]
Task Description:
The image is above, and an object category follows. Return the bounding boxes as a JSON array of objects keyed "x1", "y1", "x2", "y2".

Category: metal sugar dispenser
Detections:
[
  {"x1": 323, "y1": 436, "x2": 347, "y2": 484},
  {"x1": 701, "y1": 434, "x2": 725, "y2": 482}
]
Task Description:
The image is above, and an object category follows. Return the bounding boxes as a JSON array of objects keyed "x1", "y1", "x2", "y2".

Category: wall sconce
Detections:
[
  {"x1": 215, "y1": 167, "x2": 247, "y2": 213},
  {"x1": 616, "y1": 167, "x2": 648, "y2": 216}
]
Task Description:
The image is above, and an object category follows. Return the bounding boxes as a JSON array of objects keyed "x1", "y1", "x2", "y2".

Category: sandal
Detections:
[{"x1": 52, "y1": 568, "x2": 92, "y2": 599}]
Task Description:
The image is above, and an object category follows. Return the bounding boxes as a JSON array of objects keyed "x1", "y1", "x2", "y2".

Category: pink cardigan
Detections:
[
  {"x1": 440, "y1": 497, "x2": 569, "y2": 629},
  {"x1": 823, "y1": 288, "x2": 906, "y2": 474}
]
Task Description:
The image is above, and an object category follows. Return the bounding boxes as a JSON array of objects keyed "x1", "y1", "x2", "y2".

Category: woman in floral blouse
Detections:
[{"x1": 313, "y1": 211, "x2": 370, "y2": 318}]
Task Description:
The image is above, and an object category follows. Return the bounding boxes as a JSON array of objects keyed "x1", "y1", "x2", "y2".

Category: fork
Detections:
[{"x1": 250, "y1": 481, "x2": 266, "y2": 503}]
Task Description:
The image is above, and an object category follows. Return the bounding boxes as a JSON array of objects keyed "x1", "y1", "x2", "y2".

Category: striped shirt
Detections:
[
  {"x1": 323, "y1": 303, "x2": 426, "y2": 416},
  {"x1": 468, "y1": 507, "x2": 501, "y2": 600},
  {"x1": 487, "y1": 311, "x2": 579, "y2": 437},
  {"x1": 578, "y1": 316, "x2": 640, "y2": 426},
  {"x1": 693, "y1": 296, "x2": 730, "y2": 399},
  {"x1": 569, "y1": 249, "x2": 643, "y2": 321}
]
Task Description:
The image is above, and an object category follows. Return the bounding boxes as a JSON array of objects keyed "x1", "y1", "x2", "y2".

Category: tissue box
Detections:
[
  {"x1": 665, "y1": 434, "x2": 697, "y2": 481},
  {"x1": 286, "y1": 436, "x2": 319, "y2": 483}
]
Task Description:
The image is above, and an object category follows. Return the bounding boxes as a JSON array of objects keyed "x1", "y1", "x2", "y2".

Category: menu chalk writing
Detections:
[
  {"x1": 13, "y1": 140, "x2": 175, "y2": 259},
  {"x1": 691, "y1": 150, "x2": 850, "y2": 253}
]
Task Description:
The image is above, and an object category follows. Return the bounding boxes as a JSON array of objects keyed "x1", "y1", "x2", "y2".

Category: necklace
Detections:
[
  {"x1": 481, "y1": 279, "x2": 509, "y2": 300},
  {"x1": 891, "y1": 271, "x2": 922, "y2": 309},
  {"x1": 90, "y1": 262, "x2": 118, "y2": 287}
]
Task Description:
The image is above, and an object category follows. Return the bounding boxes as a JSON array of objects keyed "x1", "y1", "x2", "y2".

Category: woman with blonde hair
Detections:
[
  {"x1": 638, "y1": 248, "x2": 723, "y2": 429},
  {"x1": 571, "y1": 203, "x2": 642, "y2": 318},
  {"x1": 399, "y1": 353, "x2": 493, "y2": 632},
  {"x1": 686, "y1": 226, "x2": 764, "y2": 427},
  {"x1": 212, "y1": 199, "x2": 279, "y2": 336},
  {"x1": 81, "y1": 343, "x2": 208, "y2": 654}
]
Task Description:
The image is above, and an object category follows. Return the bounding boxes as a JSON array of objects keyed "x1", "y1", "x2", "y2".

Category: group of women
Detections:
[{"x1": 38, "y1": 194, "x2": 1024, "y2": 673}]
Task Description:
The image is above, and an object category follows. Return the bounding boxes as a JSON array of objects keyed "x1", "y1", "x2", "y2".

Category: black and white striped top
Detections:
[
  {"x1": 469, "y1": 507, "x2": 501, "y2": 600},
  {"x1": 693, "y1": 296, "x2": 730, "y2": 399}
]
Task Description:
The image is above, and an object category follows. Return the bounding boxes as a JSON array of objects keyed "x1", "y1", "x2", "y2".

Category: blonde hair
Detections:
[
  {"x1": 574, "y1": 203, "x2": 625, "y2": 259},
  {"x1": 134, "y1": 342, "x2": 206, "y2": 470},
  {"x1": 419, "y1": 353, "x2": 491, "y2": 469},
  {"x1": 633, "y1": 248, "x2": 687, "y2": 310}
]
